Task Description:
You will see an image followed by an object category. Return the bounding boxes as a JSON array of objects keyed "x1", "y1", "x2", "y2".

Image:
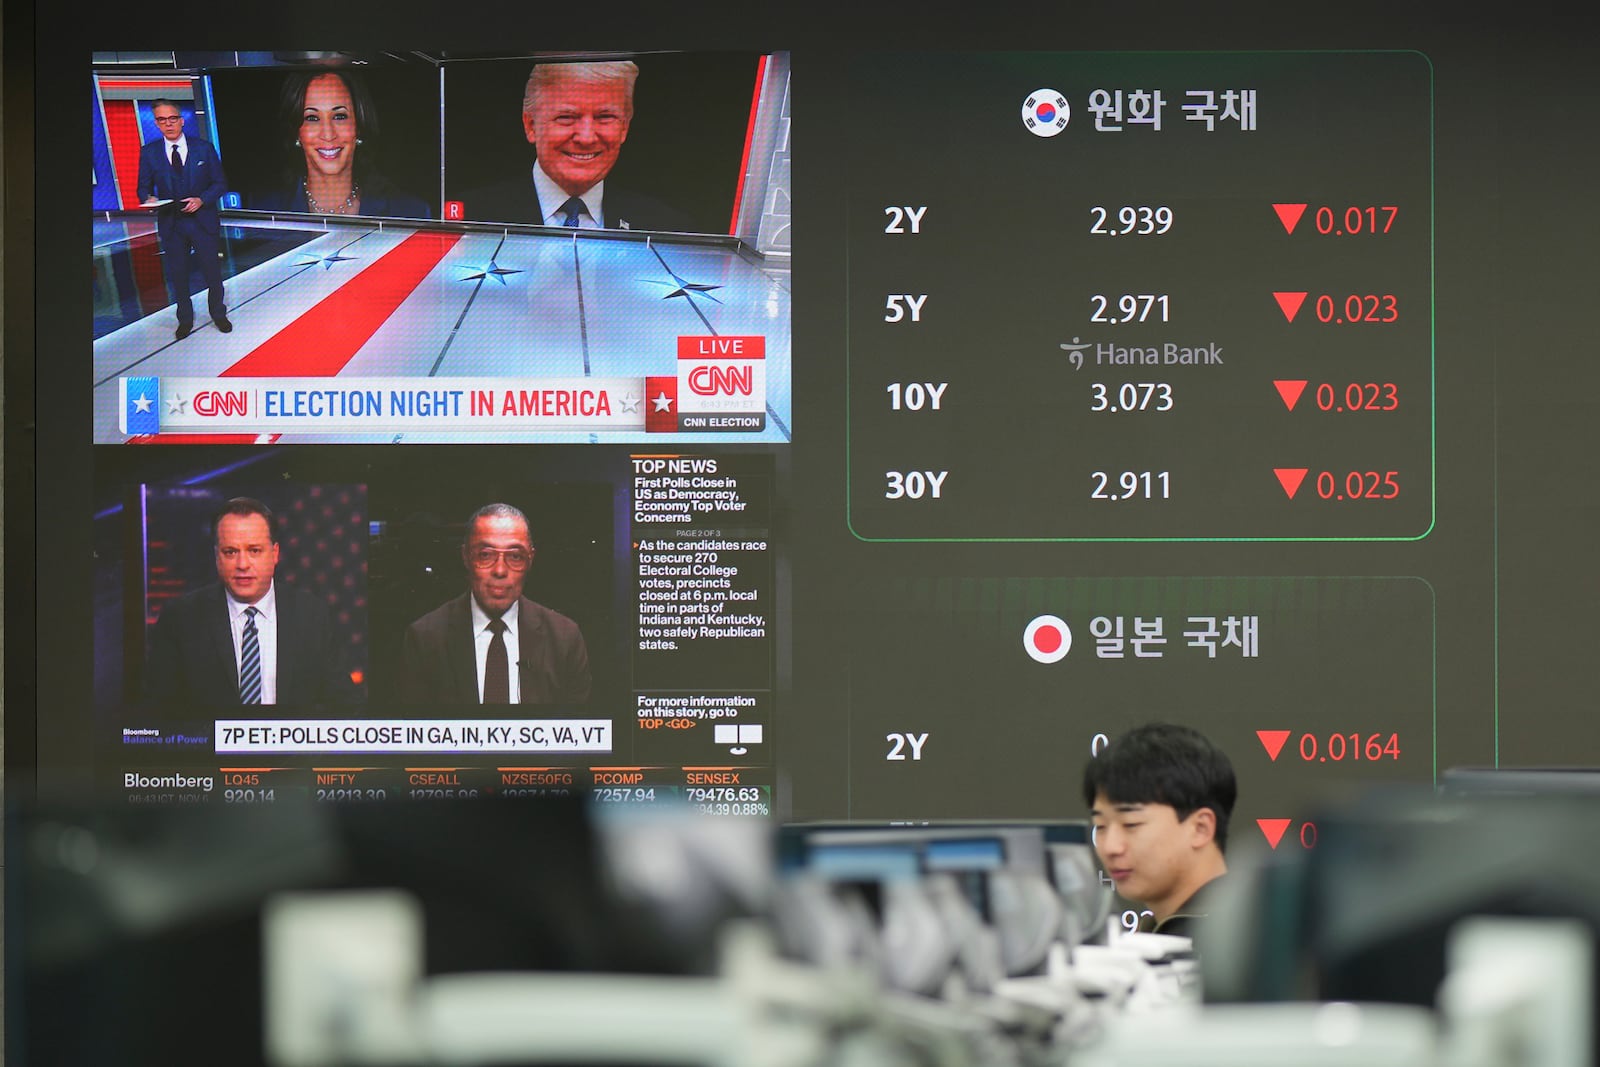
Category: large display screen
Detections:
[{"x1": 15, "y1": 8, "x2": 1600, "y2": 868}]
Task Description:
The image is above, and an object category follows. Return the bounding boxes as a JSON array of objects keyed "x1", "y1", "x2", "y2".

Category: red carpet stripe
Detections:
[{"x1": 222, "y1": 231, "x2": 461, "y2": 377}]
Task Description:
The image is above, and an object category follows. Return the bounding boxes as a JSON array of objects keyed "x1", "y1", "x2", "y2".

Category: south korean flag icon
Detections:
[
  {"x1": 1023, "y1": 614, "x2": 1073, "y2": 664},
  {"x1": 1022, "y1": 89, "x2": 1070, "y2": 137}
]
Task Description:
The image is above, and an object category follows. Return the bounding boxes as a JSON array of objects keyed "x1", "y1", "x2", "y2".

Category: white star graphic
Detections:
[
  {"x1": 459, "y1": 259, "x2": 523, "y2": 284},
  {"x1": 619, "y1": 393, "x2": 641, "y2": 414},
  {"x1": 295, "y1": 252, "x2": 357, "y2": 271},
  {"x1": 132, "y1": 393, "x2": 153, "y2": 413},
  {"x1": 652, "y1": 392, "x2": 674, "y2": 413},
  {"x1": 167, "y1": 394, "x2": 189, "y2": 415}
]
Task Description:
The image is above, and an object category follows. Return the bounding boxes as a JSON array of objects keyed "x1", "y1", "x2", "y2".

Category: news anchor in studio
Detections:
[
  {"x1": 400, "y1": 503, "x2": 591, "y2": 706},
  {"x1": 136, "y1": 99, "x2": 231, "y2": 340},
  {"x1": 144, "y1": 498, "x2": 357, "y2": 714}
]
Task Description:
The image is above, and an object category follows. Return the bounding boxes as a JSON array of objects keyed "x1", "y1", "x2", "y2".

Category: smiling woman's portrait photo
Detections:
[{"x1": 253, "y1": 69, "x2": 430, "y2": 219}]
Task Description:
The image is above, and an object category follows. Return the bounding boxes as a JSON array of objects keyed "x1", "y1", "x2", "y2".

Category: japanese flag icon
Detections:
[{"x1": 1024, "y1": 614, "x2": 1072, "y2": 663}]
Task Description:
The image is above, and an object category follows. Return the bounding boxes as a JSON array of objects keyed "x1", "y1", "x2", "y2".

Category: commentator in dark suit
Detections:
[
  {"x1": 136, "y1": 99, "x2": 232, "y2": 340},
  {"x1": 460, "y1": 60, "x2": 690, "y2": 232},
  {"x1": 144, "y1": 498, "x2": 356, "y2": 712},
  {"x1": 400, "y1": 503, "x2": 591, "y2": 706}
]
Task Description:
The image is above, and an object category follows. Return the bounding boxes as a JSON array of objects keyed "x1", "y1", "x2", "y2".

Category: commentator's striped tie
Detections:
[{"x1": 239, "y1": 607, "x2": 262, "y2": 704}]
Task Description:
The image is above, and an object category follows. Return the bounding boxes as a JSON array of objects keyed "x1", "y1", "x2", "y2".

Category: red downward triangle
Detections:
[
  {"x1": 1273, "y1": 468, "x2": 1309, "y2": 499},
  {"x1": 1257, "y1": 818, "x2": 1292, "y2": 849},
  {"x1": 1273, "y1": 380, "x2": 1308, "y2": 411},
  {"x1": 1273, "y1": 291, "x2": 1308, "y2": 322},
  {"x1": 1273, "y1": 203, "x2": 1307, "y2": 234},
  {"x1": 1257, "y1": 730, "x2": 1292, "y2": 761}
]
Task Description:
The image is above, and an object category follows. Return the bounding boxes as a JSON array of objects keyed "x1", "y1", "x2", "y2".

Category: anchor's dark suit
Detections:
[
  {"x1": 136, "y1": 134, "x2": 229, "y2": 326},
  {"x1": 144, "y1": 583, "x2": 355, "y2": 713}
]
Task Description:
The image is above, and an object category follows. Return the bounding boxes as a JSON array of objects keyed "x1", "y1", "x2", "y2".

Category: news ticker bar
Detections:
[
  {"x1": 121, "y1": 763, "x2": 772, "y2": 807},
  {"x1": 118, "y1": 338, "x2": 768, "y2": 436}
]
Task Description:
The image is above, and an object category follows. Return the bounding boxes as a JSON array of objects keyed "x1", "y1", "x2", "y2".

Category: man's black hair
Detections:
[
  {"x1": 211, "y1": 497, "x2": 277, "y2": 545},
  {"x1": 1082, "y1": 722, "x2": 1238, "y2": 851}
]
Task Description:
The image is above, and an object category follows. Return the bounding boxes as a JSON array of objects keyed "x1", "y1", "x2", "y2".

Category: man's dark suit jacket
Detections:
[
  {"x1": 135, "y1": 134, "x2": 229, "y2": 324},
  {"x1": 458, "y1": 175, "x2": 693, "y2": 233},
  {"x1": 135, "y1": 135, "x2": 227, "y2": 242},
  {"x1": 400, "y1": 594, "x2": 592, "y2": 706},
  {"x1": 144, "y1": 583, "x2": 355, "y2": 714}
]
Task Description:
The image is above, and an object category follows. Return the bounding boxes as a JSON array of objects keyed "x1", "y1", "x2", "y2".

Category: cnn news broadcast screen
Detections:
[{"x1": 92, "y1": 50, "x2": 792, "y2": 445}]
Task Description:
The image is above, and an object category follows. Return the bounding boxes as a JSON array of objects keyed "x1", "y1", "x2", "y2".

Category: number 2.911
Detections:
[{"x1": 1091, "y1": 471, "x2": 1170, "y2": 500}]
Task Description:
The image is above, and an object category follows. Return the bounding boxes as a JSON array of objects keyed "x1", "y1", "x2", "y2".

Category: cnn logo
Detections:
[
  {"x1": 687, "y1": 365, "x2": 753, "y2": 397},
  {"x1": 194, "y1": 390, "x2": 248, "y2": 416}
]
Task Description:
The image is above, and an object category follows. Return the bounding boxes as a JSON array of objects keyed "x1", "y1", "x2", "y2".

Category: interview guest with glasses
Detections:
[
  {"x1": 143, "y1": 498, "x2": 359, "y2": 714},
  {"x1": 135, "y1": 99, "x2": 232, "y2": 341},
  {"x1": 400, "y1": 503, "x2": 592, "y2": 706}
]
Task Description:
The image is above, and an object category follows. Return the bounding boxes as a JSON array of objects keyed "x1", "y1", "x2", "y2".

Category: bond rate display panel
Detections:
[
  {"x1": 91, "y1": 51, "x2": 793, "y2": 445},
  {"x1": 844, "y1": 576, "x2": 1433, "y2": 836},
  {"x1": 846, "y1": 52, "x2": 1432, "y2": 540}
]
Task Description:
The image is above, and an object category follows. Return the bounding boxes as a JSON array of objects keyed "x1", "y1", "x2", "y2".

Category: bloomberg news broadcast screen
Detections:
[
  {"x1": 95, "y1": 446, "x2": 779, "y2": 809},
  {"x1": 89, "y1": 49, "x2": 791, "y2": 813}
]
